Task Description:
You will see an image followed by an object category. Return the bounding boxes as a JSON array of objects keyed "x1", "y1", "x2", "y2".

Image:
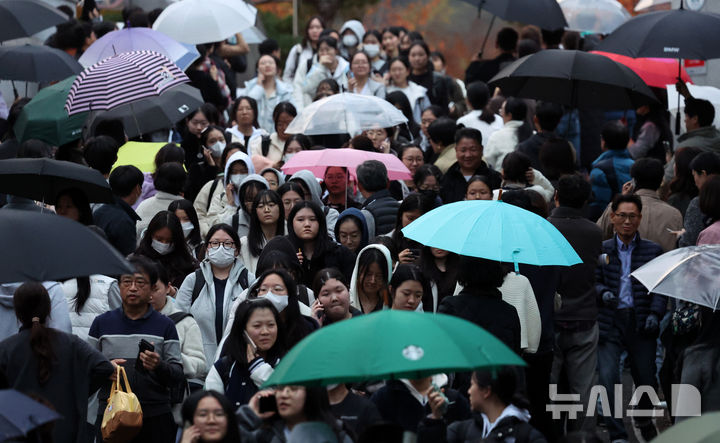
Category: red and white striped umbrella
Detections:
[{"x1": 64, "y1": 50, "x2": 189, "y2": 116}]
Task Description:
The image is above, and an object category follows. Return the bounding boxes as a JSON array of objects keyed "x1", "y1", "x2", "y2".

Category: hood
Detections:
[
  {"x1": 348, "y1": 243, "x2": 393, "y2": 309},
  {"x1": 224, "y1": 151, "x2": 256, "y2": 186},
  {"x1": 340, "y1": 20, "x2": 365, "y2": 43},
  {"x1": 335, "y1": 207, "x2": 371, "y2": 250},
  {"x1": 591, "y1": 148, "x2": 631, "y2": 166},
  {"x1": 259, "y1": 167, "x2": 286, "y2": 187},
  {"x1": 0, "y1": 281, "x2": 60, "y2": 309},
  {"x1": 234, "y1": 174, "x2": 269, "y2": 209},
  {"x1": 482, "y1": 404, "x2": 532, "y2": 438},
  {"x1": 289, "y1": 169, "x2": 325, "y2": 208}
]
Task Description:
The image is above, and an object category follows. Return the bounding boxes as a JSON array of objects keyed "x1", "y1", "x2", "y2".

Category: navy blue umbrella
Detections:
[
  {"x1": 0, "y1": 45, "x2": 82, "y2": 83},
  {"x1": 0, "y1": 0, "x2": 68, "y2": 43},
  {"x1": 0, "y1": 389, "x2": 62, "y2": 441}
]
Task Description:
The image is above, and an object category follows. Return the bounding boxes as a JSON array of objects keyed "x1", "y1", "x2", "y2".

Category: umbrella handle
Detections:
[{"x1": 512, "y1": 249, "x2": 520, "y2": 274}]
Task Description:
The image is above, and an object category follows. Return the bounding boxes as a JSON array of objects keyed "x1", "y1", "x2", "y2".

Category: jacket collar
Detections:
[
  {"x1": 550, "y1": 206, "x2": 584, "y2": 219},
  {"x1": 115, "y1": 195, "x2": 141, "y2": 221},
  {"x1": 634, "y1": 188, "x2": 661, "y2": 200}
]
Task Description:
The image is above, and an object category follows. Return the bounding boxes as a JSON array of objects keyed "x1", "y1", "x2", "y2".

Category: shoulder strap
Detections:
[
  {"x1": 168, "y1": 312, "x2": 192, "y2": 324},
  {"x1": 306, "y1": 57, "x2": 313, "y2": 74},
  {"x1": 323, "y1": 206, "x2": 330, "y2": 216},
  {"x1": 232, "y1": 209, "x2": 240, "y2": 232},
  {"x1": 261, "y1": 135, "x2": 271, "y2": 157},
  {"x1": 298, "y1": 285, "x2": 310, "y2": 306},
  {"x1": 206, "y1": 178, "x2": 221, "y2": 212},
  {"x1": 596, "y1": 158, "x2": 620, "y2": 197},
  {"x1": 238, "y1": 268, "x2": 249, "y2": 289},
  {"x1": 190, "y1": 269, "x2": 205, "y2": 306}
]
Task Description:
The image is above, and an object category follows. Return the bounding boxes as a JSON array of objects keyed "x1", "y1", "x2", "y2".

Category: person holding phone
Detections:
[
  {"x1": 311, "y1": 268, "x2": 362, "y2": 326},
  {"x1": 390, "y1": 193, "x2": 436, "y2": 264},
  {"x1": 204, "y1": 299, "x2": 285, "y2": 410},
  {"x1": 180, "y1": 390, "x2": 242, "y2": 443}
]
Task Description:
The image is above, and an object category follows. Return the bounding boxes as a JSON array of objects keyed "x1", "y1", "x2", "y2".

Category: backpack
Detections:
[
  {"x1": 261, "y1": 135, "x2": 271, "y2": 157},
  {"x1": 205, "y1": 178, "x2": 222, "y2": 212},
  {"x1": 190, "y1": 268, "x2": 249, "y2": 306},
  {"x1": 167, "y1": 312, "x2": 193, "y2": 404}
]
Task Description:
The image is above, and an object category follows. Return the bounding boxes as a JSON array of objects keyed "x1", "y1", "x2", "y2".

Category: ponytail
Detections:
[
  {"x1": 14, "y1": 282, "x2": 55, "y2": 385},
  {"x1": 478, "y1": 105, "x2": 496, "y2": 125},
  {"x1": 73, "y1": 276, "x2": 91, "y2": 314}
]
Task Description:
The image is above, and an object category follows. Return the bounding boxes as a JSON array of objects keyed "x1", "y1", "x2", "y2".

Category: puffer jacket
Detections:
[
  {"x1": 176, "y1": 259, "x2": 250, "y2": 369},
  {"x1": 159, "y1": 296, "x2": 207, "y2": 380},
  {"x1": 362, "y1": 189, "x2": 399, "y2": 236},
  {"x1": 595, "y1": 235, "x2": 665, "y2": 337},
  {"x1": 61, "y1": 276, "x2": 120, "y2": 343}
]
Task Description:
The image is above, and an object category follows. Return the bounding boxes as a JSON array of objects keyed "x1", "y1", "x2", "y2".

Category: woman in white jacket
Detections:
[
  {"x1": 297, "y1": 36, "x2": 349, "y2": 108},
  {"x1": 61, "y1": 275, "x2": 120, "y2": 343},
  {"x1": 176, "y1": 224, "x2": 251, "y2": 369},
  {"x1": 484, "y1": 97, "x2": 531, "y2": 170},
  {"x1": 385, "y1": 57, "x2": 429, "y2": 124},
  {"x1": 283, "y1": 15, "x2": 324, "y2": 85},
  {"x1": 239, "y1": 55, "x2": 295, "y2": 134}
]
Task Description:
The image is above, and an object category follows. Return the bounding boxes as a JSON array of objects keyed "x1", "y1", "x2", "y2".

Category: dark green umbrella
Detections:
[
  {"x1": 262, "y1": 310, "x2": 525, "y2": 388},
  {"x1": 14, "y1": 76, "x2": 88, "y2": 146}
]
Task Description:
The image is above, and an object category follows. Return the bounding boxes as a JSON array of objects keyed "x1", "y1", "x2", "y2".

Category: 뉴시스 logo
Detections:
[{"x1": 546, "y1": 384, "x2": 701, "y2": 419}]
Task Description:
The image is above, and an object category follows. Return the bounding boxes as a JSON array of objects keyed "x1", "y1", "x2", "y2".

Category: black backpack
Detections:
[
  {"x1": 260, "y1": 135, "x2": 271, "y2": 157},
  {"x1": 190, "y1": 268, "x2": 249, "y2": 306},
  {"x1": 167, "y1": 311, "x2": 193, "y2": 404}
]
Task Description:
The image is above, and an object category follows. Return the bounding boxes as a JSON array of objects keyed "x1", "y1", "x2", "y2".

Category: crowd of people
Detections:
[{"x1": 1, "y1": 4, "x2": 720, "y2": 443}]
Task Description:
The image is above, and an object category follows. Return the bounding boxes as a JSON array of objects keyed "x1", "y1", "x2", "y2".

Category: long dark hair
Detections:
[
  {"x1": 670, "y1": 146, "x2": 703, "y2": 198},
  {"x1": 248, "y1": 190, "x2": 285, "y2": 257},
  {"x1": 136, "y1": 211, "x2": 197, "y2": 284},
  {"x1": 356, "y1": 247, "x2": 390, "y2": 305},
  {"x1": 181, "y1": 390, "x2": 242, "y2": 442},
  {"x1": 390, "y1": 192, "x2": 434, "y2": 251},
  {"x1": 222, "y1": 299, "x2": 285, "y2": 371},
  {"x1": 248, "y1": 269, "x2": 312, "y2": 348},
  {"x1": 282, "y1": 134, "x2": 312, "y2": 155},
  {"x1": 385, "y1": 91, "x2": 420, "y2": 141},
  {"x1": 287, "y1": 200, "x2": 332, "y2": 257},
  {"x1": 14, "y1": 282, "x2": 55, "y2": 385},
  {"x1": 302, "y1": 15, "x2": 325, "y2": 48},
  {"x1": 168, "y1": 199, "x2": 203, "y2": 247},
  {"x1": 419, "y1": 247, "x2": 459, "y2": 306},
  {"x1": 231, "y1": 96, "x2": 260, "y2": 129},
  {"x1": 389, "y1": 263, "x2": 431, "y2": 309}
]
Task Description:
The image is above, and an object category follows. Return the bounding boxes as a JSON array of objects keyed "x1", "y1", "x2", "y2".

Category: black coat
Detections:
[
  {"x1": 548, "y1": 206, "x2": 603, "y2": 325},
  {"x1": 93, "y1": 195, "x2": 141, "y2": 256},
  {"x1": 440, "y1": 162, "x2": 502, "y2": 204},
  {"x1": 445, "y1": 412, "x2": 547, "y2": 443},
  {"x1": 362, "y1": 189, "x2": 400, "y2": 235},
  {"x1": 438, "y1": 288, "x2": 521, "y2": 355},
  {"x1": 517, "y1": 132, "x2": 555, "y2": 172},
  {"x1": 299, "y1": 241, "x2": 356, "y2": 287},
  {"x1": 465, "y1": 53, "x2": 517, "y2": 85}
]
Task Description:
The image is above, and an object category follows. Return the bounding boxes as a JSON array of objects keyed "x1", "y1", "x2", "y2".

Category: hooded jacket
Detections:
[
  {"x1": 259, "y1": 167, "x2": 286, "y2": 188},
  {"x1": 241, "y1": 77, "x2": 295, "y2": 133},
  {"x1": 222, "y1": 174, "x2": 270, "y2": 238},
  {"x1": 349, "y1": 244, "x2": 393, "y2": 311},
  {"x1": 301, "y1": 55, "x2": 350, "y2": 103},
  {"x1": 290, "y1": 170, "x2": 340, "y2": 240},
  {"x1": 0, "y1": 281, "x2": 72, "y2": 341},
  {"x1": 176, "y1": 259, "x2": 250, "y2": 369},
  {"x1": 335, "y1": 207, "x2": 375, "y2": 253},
  {"x1": 159, "y1": 296, "x2": 207, "y2": 380},
  {"x1": 207, "y1": 151, "x2": 257, "y2": 232}
]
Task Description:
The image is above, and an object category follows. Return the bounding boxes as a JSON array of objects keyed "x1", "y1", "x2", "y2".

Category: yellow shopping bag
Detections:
[{"x1": 101, "y1": 365, "x2": 143, "y2": 442}]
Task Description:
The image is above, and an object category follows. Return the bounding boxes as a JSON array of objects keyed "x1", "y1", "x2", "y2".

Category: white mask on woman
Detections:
[
  {"x1": 181, "y1": 222, "x2": 194, "y2": 238},
  {"x1": 209, "y1": 140, "x2": 226, "y2": 157},
  {"x1": 263, "y1": 291, "x2": 289, "y2": 312},
  {"x1": 342, "y1": 34, "x2": 358, "y2": 48},
  {"x1": 207, "y1": 245, "x2": 236, "y2": 267},
  {"x1": 230, "y1": 174, "x2": 248, "y2": 188},
  {"x1": 364, "y1": 44, "x2": 380, "y2": 58},
  {"x1": 152, "y1": 239, "x2": 173, "y2": 255}
]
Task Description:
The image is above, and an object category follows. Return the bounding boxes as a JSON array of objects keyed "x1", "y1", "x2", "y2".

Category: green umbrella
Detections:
[
  {"x1": 14, "y1": 76, "x2": 88, "y2": 146},
  {"x1": 262, "y1": 310, "x2": 525, "y2": 388},
  {"x1": 652, "y1": 412, "x2": 720, "y2": 443}
]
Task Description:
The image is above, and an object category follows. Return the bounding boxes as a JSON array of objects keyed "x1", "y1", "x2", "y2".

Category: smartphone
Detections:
[
  {"x1": 409, "y1": 248, "x2": 421, "y2": 259},
  {"x1": 259, "y1": 395, "x2": 278, "y2": 413},
  {"x1": 347, "y1": 71, "x2": 354, "y2": 79},
  {"x1": 135, "y1": 339, "x2": 155, "y2": 372},
  {"x1": 244, "y1": 331, "x2": 257, "y2": 354}
]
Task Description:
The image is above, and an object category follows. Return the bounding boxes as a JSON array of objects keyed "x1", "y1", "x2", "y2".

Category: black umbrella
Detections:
[
  {"x1": 0, "y1": 389, "x2": 62, "y2": 441},
  {"x1": 459, "y1": 0, "x2": 568, "y2": 54},
  {"x1": 0, "y1": 210, "x2": 133, "y2": 283},
  {"x1": 0, "y1": 45, "x2": 83, "y2": 84},
  {"x1": 0, "y1": 158, "x2": 113, "y2": 204},
  {"x1": 488, "y1": 49, "x2": 658, "y2": 110},
  {"x1": 0, "y1": 0, "x2": 68, "y2": 43},
  {"x1": 85, "y1": 83, "x2": 204, "y2": 139},
  {"x1": 596, "y1": 3, "x2": 720, "y2": 132}
]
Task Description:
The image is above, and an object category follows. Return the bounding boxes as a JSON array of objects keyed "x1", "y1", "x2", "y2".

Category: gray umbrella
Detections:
[
  {"x1": 0, "y1": 45, "x2": 82, "y2": 83},
  {"x1": 0, "y1": 0, "x2": 69, "y2": 43},
  {"x1": 84, "y1": 83, "x2": 204, "y2": 139}
]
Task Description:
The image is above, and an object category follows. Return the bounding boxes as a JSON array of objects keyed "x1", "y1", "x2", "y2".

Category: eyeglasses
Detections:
[
  {"x1": 208, "y1": 240, "x2": 235, "y2": 248},
  {"x1": 614, "y1": 212, "x2": 640, "y2": 221},
  {"x1": 120, "y1": 277, "x2": 148, "y2": 288}
]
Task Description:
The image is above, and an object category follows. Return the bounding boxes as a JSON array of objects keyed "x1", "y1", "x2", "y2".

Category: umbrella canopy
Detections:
[
  {"x1": 631, "y1": 245, "x2": 720, "y2": 310},
  {"x1": 489, "y1": 49, "x2": 658, "y2": 110},
  {"x1": 281, "y1": 148, "x2": 412, "y2": 181},
  {"x1": 591, "y1": 51, "x2": 692, "y2": 89},
  {"x1": 285, "y1": 93, "x2": 408, "y2": 137},
  {"x1": 402, "y1": 200, "x2": 582, "y2": 270},
  {"x1": 0, "y1": 210, "x2": 133, "y2": 283},
  {"x1": 0, "y1": 158, "x2": 113, "y2": 204},
  {"x1": 13, "y1": 76, "x2": 88, "y2": 146},
  {"x1": 0, "y1": 44, "x2": 82, "y2": 83},
  {"x1": 241, "y1": 26, "x2": 267, "y2": 45},
  {"x1": 597, "y1": 8, "x2": 720, "y2": 60},
  {"x1": 0, "y1": 0, "x2": 68, "y2": 43},
  {"x1": 559, "y1": 0, "x2": 631, "y2": 35},
  {"x1": 263, "y1": 310, "x2": 525, "y2": 387},
  {"x1": 652, "y1": 411, "x2": 720, "y2": 443},
  {"x1": 79, "y1": 27, "x2": 200, "y2": 71},
  {"x1": 85, "y1": 84, "x2": 203, "y2": 139},
  {"x1": 634, "y1": 0, "x2": 671, "y2": 13},
  {"x1": 459, "y1": 0, "x2": 568, "y2": 30},
  {"x1": 0, "y1": 389, "x2": 62, "y2": 441},
  {"x1": 112, "y1": 141, "x2": 170, "y2": 173},
  {"x1": 65, "y1": 50, "x2": 189, "y2": 116},
  {"x1": 152, "y1": 0, "x2": 257, "y2": 45}
]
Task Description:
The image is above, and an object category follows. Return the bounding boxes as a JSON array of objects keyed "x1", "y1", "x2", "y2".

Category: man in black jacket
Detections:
[
  {"x1": 596, "y1": 194, "x2": 664, "y2": 442},
  {"x1": 518, "y1": 101, "x2": 564, "y2": 171},
  {"x1": 548, "y1": 175, "x2": 602, "y2": 434},
  {"x1": 93, "y1": 165, "x2": 143, "y2": 256},
  {"x1": 440, "y1": 128, "x2": 502, "y2": 203},
  {"x1": 465, "y1": 27, "x2": 518, "y2": 85},
  {"x1": 357, "y1": 160, "x2": 399, "y2": 235}
]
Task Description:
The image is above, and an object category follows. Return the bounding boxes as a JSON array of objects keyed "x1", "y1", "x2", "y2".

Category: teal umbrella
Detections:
[
  {"x1": 402, "y1": 200, "x2": 582, "y2": 272},
  {"x1": 14, "y1": 76, "x2": 88, "y2": 146},
  {"x1": 262, "y1": 310, "x2": 525, "y2": 388}
]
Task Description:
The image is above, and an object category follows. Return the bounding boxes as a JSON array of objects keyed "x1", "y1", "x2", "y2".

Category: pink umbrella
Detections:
[{"x1": 281, "y1": 148, "x2": 411, "y2": 180}]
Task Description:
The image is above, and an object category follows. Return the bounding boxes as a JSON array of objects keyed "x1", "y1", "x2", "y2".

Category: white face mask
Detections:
[
  {"x1": 282, "y1": 153, "x2": 296, "y2": 163},
  {"x1": 230, "y1": 173, "x2": 247, "y2": 188},
  {"x1": 209, "y1": 140, "x2": 226, "y2": 157},
  {"x1": 364, "y1": 43, "x2": 380, "y2": 58},
  {"x1": 326, "y1": 383, "x2": 340, "y2": 391},
  {"x1": 152, "y1": 239, "x2": 173, "y2": 255},
  {"x1": 263, "y1": 291, "x2": 289, "y2": 313},
  {"x1": 181, "y1": 221, "x2": 194, "y2": 238},
  {"x1": 207, "y1": 245, "x2": 236, "y2": 268},
  {"x1": 342, "y1": 34, "x2": 358, "y2": 48}
]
